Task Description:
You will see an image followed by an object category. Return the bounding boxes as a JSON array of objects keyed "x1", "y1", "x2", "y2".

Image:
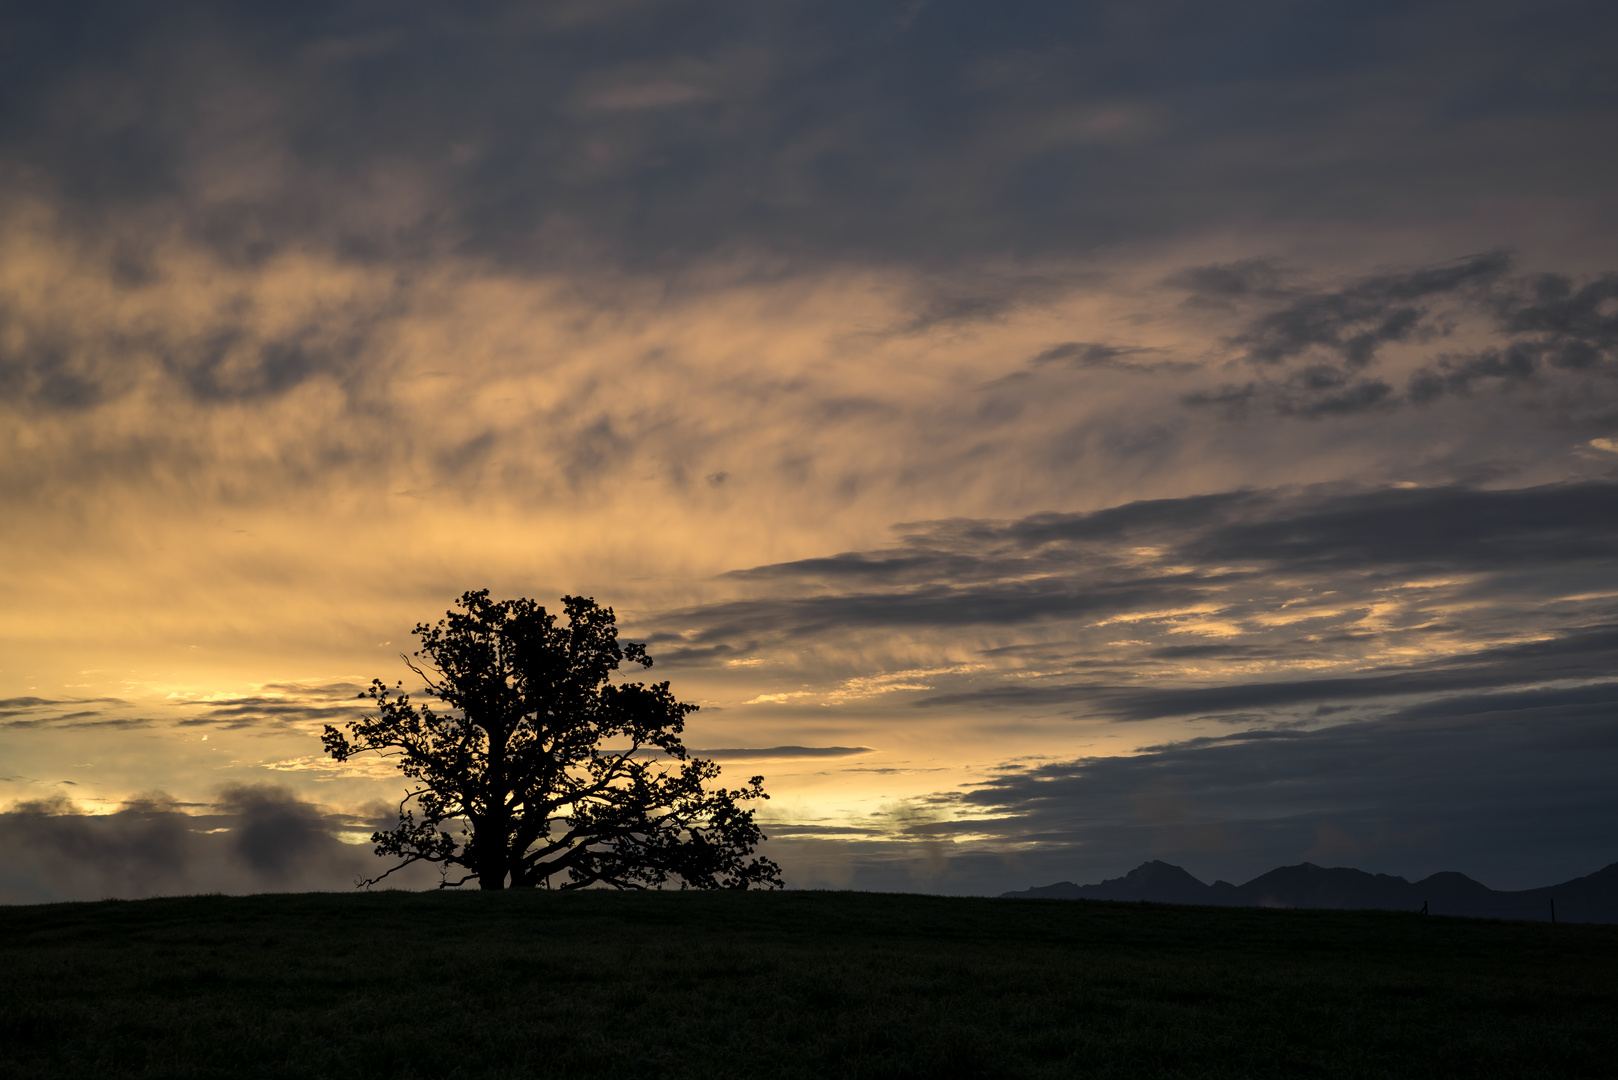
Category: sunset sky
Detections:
[{"x1": 4, "y1": 0, "x2": 1617, "y2": 901}]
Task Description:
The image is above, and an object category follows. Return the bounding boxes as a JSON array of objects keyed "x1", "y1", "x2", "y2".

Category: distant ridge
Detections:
[{"x1": 1002, "y1": 860, "x2": 1618, "y2": 923}]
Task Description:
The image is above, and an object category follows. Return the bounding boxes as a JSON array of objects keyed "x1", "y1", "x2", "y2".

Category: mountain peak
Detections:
[{"x1": 1001, "y1": 859, "x2": 1618, "y2": 922}]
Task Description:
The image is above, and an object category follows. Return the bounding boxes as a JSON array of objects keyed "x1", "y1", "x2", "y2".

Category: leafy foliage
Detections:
[{"x1": 323, "y1": 591, "x2": 781, "y2": 890}]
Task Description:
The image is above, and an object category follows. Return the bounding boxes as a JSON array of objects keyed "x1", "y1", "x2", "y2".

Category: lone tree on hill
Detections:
[{"x1": 323, "y1": 590, "x2": 782, "y2": 890}]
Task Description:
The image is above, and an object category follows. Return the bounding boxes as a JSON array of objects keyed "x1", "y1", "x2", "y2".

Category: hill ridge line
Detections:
[{"x1": 1000, "y1": 859, "x2": 1618, "y2": 923}]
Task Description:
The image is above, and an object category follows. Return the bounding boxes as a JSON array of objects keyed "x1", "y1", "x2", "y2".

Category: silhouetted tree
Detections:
[{"x1": 323, "y1": 591, "x2": 782, "y2": 890}]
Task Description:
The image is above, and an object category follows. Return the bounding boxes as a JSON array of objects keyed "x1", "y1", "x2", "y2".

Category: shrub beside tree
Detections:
[{"x1": 323, "y1": 590, "x2": 782, "y2": 890}]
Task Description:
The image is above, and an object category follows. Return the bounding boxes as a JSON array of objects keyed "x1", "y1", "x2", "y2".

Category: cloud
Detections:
[
  {"x1": 637, "y1": 478, "x2": 1618, "y2": 766},
  {"x1": 0, "y1": 684, "x2": 371, "y2": 735},
  {"x1": 682, "y1": 478, "x2": 1618, "y2": 637},
  {"x1": 0, "y1": 697, "x2": 73, "y2": 710},
  {"x1": 214, "y1": 782, "x2": 351, "y2": 878},
  {"x1": 1029, "y1": 341, "x2": 1194, "y2": 374},
  {"x1": 1, "y1": 716, "x2": 156, "y2": 731},
  {"x1": 1178, "y1": 255, "x2": 1618, "y2": 417},
  {"x1": 0, "y1": 697, "x2": 148, "y2": 730},
  {"x1": 173, "y1": 687, "x2": 368, "y2": 730},
  {"x1": 0, "y1": 784, "x2": 439, "y2": 904},
  {"x1": 5, "y1": 2, "x2": 1616, "y2": 270},
  {"x1": 1042, "y1": 626, "x2": 1618, "y2": 721},
  {"x1": 1162, "y1": 258, "x2": 1289, "y2": 305},
  {"x1": 691, "y1": 746, "x2": 875, "y2": 760},
  {"x1": 598, "y1": 745, "x2": 875, "y2": 762},
  {"x1": 0, "y1": 696, "x2": 125, "y2": 714},
  {"x1": 585, "y1": 82, "x2": 708, "y2": 111},
  {"x1": 759, "y1": 679, "x2": 1618, "y2": 896},
  {"x1": 1233, "y1": 252, "x2": 1511, "y2": 368},
  {"x1": 941, "y1": 685, "x2": 1618, "y2": 892},
  {"x1": 1407, "y1": 272, "x2": 1618, "y2": 402}
]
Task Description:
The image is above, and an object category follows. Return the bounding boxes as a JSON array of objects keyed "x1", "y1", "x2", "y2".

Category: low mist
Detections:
[{"x1": 0, "y1": 784, "x2": 440, "y2": 904}]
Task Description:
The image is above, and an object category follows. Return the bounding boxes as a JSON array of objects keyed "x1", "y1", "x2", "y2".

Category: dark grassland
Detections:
[{"x1": 2, "y1": 890, "x2": 1615, "y2": 1079}]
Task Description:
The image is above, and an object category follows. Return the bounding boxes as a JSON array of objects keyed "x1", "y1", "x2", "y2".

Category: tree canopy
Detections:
[{"x1": 323, "y1": 591, "x2": 782, "y2": 890}]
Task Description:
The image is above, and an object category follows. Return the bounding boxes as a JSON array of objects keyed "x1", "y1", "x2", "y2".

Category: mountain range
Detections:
[{"x1": 1001, "y1": 860, "x2": 1618, "y2": 923}]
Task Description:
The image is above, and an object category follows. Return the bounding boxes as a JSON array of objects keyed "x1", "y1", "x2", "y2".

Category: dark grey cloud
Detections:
[
  {"x1": 658, "y1": 479, "x2": 1618, "y2": 894},
  {"x1": 653, "y1": 479, "x2": 1618, "y2": 749},
  {"x1": 2, "y1": 2, "x2": 1615, "y2": 425},
  {"x1": 672, "y1": 578, "x2": 1218, "y2": 644},
  {"x1": 0, "y1": 686, "x2": 369, "y2": 733},
  {"x1": 1382, "y1": 681, "x2": 1618, "y2": 723},
  {"x1": 0, "y1": 696, "x2": 146, "y2": 729},
  {"x1": 0, "y1": 259, "x2": 401, "y2": 418},
  {"x1": 761, "y1": 823, "x2": 886, "y2": 837},
  {"x1": 885, "y1": 269, "x2": 1091, "y2": 336},
  {"x1": 173, "y1": 685, "x2": 369, "y2": 730},
  {"x1": 1, "y1": 716, "x2": 156, "y2": 731},
  {"x1": 1033, "y1": 342, "x2": 1145, "y2": 367},
  {"x1": 1029, "y1": 341, "x2": 1195, "y2": 375},
  {"x1": 1161, "y1": 258, "x2": 1289, "y2": 307},
  {"x1": 259, "y1": 680, "x2": 367, "y2": 697},
  {"x1": 5, "y1": 0, "x2": 1615, "y2": 272},
  {"x1": 941, "y1": 685, "x2": 1618, "y2": 892},
  {"x1": 758, "y1": 680, "x2": 1618, "y2": 895},
  {"x1": 1496, "y1": 272, "x2": 1618, "y2": 366},
  {"x1": 1192, "y1": 481, "x2": 1618, "y2": 569},
  {"x1": 1230, "y1": 252, "x2": 1510, "y2": 368},
  {"x1": 1176, "y1": 255, "x2": 1618, "y2": 417},
  {"x1": 918, "y1": 626, "x2": 1618, "y2": 719},
  {"x1": 692, "y1": 478, "x2": 1618, "y2": 635},
  {"x1": 0, "y1": 695, "x2": 124, "y2": 714},
  {"x1": 1408, "y1": 271, "x2": 1618, "y2": 402},
  {"x1": 0, "y1": 783, "x2": 438, "y2": 903},
  {"x1": 0, "y1": 697, "x2": 61, "y2": 710},
  {"x1": 164, "y1": 323, "x2": 376, "y2": 404},
  {"x1": 215, "y1": 782, "x2": 349, "y2": 878}
]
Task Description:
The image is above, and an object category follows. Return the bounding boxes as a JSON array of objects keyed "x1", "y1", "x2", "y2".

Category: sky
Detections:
[{"x1": 3, "y1": 0, "x2": 1617, "y2": 902}]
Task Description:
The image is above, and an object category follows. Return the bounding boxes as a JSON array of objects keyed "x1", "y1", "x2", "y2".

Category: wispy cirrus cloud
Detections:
[{"x1": 172, "y1": 685, "x2": 369, "y2": 731}]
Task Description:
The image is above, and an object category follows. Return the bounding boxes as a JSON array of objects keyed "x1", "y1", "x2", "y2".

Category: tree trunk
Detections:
[{"x1": 471, "y1": 810, "x2": 510, "y2": 889}]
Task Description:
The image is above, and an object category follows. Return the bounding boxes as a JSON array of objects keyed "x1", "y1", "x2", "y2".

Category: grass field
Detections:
[{"x1": 2, "y1": 889, "x2": 1615, "y2": 1079}]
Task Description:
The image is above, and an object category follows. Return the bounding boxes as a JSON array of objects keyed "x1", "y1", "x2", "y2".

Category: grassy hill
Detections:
[{"x1": 3, "y1": 889, "x2": 1616, "y2": 1079}]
